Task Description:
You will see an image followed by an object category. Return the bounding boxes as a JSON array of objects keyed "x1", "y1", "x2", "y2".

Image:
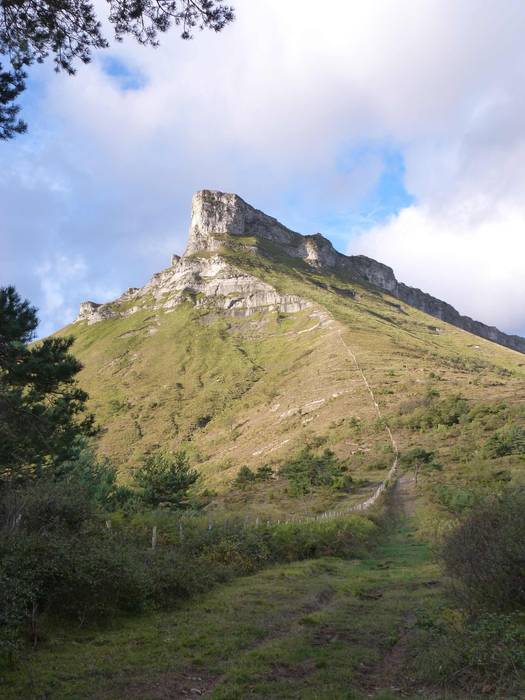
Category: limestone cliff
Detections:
[
  {"x1": 181, "y1": 190, "x2": 525, "y2": 354},
  {"x1": 76, "y1": 189, "x2": 525, "y2": 355}
]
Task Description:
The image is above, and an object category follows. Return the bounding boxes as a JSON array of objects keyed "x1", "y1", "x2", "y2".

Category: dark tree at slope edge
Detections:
[
  {"x1": 0, "y1": 285, "x2": 97, "y2": 483},
  {"x1": 0, "y1": 0, "x2": 235, "y2": 138}
]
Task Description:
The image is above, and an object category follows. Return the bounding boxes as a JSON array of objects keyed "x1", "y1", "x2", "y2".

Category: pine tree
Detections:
[{"x1": 0, "y1": 286, "x2": 96, "y2": 483}]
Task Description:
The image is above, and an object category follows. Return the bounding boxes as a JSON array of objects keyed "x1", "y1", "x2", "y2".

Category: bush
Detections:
[
  {"x1": 54, "y1": 444, "x2": 129, "y2": 509},
  {"x1": 255, "y1": 464, "x2": 273, "y2": 481},
  {"x1": 441, "y1": 488, "x2": 525, "y2": 613},
  {"x1": 0, "y1": 481, "x2": 151, "y2": 657},
  {"x1": 484, "y1": 423, "x2": 525, "y2": 458},
  {"x1": 133, "y1": 450, "x2": 198, "y2": 508},
  {"x1": 405, "y1": 393, "x2": 469, "y2": 430},
  {"x1": 0, "y1": 476, "x2": 379, "y2": 662},
  {"x1": 435, "y1": 484, "x2": 476, "y2": 514},
  {"x1": 279, "y1": 448, "x2": 353, "y2": 495},
  {"x1": 234, "y1": 465, "x2": 256, "y2": 488},
  {"x1": 234, "y1": 464, "x2": 274, "y2": 489}
]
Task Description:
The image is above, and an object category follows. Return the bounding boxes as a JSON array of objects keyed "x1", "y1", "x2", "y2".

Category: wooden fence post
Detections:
[{"x1": 151, "y1": 525, "x2": 157, "y2": 550}]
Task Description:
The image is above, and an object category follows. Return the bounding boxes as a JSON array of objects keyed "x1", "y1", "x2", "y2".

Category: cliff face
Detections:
[
  {"x1": 76, "y1": 189, "x2": 525, "y2": 355},
  {"x1": 183, "y1": 190, "x2": 525, "y2": 354}
]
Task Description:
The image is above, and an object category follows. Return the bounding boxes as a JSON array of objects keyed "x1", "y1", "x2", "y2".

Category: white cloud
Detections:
[
  {"x1": 352, "y1": 203, "x2": 525, "y2": 334},
  {"x1": 35, "y1": 255, "x2": 121, "y2": 337},
  {"x1": 3, "y1": 0, "x2": 525, "y2": 335}
]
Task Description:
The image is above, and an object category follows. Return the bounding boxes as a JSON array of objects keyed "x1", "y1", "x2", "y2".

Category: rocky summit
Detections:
[
  {"x1": 77, "y1": 190, "x2": 525, "y2": 354},
  {"x1": 61, "y1": 189, "x2": 525, "y2": 485}
]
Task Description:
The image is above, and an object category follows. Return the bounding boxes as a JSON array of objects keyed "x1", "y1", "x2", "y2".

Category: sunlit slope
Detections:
[{"x1": 62, "y1": 235, "x2": 525, "y2": 502}]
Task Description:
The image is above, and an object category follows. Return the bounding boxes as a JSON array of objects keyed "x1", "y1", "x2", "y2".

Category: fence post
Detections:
[{"x1": 151, "y1": 525, "x2": 157, "y2": 550}]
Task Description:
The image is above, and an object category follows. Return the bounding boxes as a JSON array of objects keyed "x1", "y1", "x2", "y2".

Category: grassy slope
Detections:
[
  {"x1": 5, "y1": 237, "x2": 524, "y2": 698},
  {"x1": 62, "y1": 234, "x2": 525, "y2": 520}
]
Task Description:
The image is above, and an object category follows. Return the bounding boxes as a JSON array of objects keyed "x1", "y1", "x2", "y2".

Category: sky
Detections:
[{"x1": 2, "y1": 0, "x2": 525, "y2": 338}]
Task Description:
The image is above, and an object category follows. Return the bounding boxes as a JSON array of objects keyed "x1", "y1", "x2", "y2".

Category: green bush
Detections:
[
  {"x1": 233, "y1": 465, "x2": 256, "y2": 488},
  {"x1": 0, "y1": 482, "x2": 151, "y2": 657},
  {"x1": 484, "y1": 423, "x2": 525, "y2": 458},
  {"x1": 254, "y1": 464, "x2": 273, "y2": 481},
  {"x1": 0, "y1": 478, "x2": 378, "y2": 662},
  {"x1": 409, "y1": 610, "x2": 525, "y2": 693},
  {"x1": 405, "y1": 393, "x2": 469, "y2": 430},
  {"x1": 133, "y1": 450, "x2": 198, "y2": 508},
  {"x1": 234, "y1": 464, "x2": 274, "y2": 489},
  {"x1": 54, "y1": 443, "x2": 134, "y2": 509},
  {"x1": 435, "y1": 484, "x2": 476, "y2": 514},
  {"x1": 441, "y1": 488, "x2": 525, "y2": 612},
  {"x1": 279, "y1": 447, "x2": 353, "y2": 495}
]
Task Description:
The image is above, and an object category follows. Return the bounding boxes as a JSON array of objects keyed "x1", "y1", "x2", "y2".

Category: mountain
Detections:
[
  {"x1": 61, "y1": 190, "x2": 525, "y2": 517},
  {"x1": 7, "y1": 192, "x2": 525, "y2": 698},
  {"x1": 78, "y1": 190, "x2": 525, "y2": 354}
]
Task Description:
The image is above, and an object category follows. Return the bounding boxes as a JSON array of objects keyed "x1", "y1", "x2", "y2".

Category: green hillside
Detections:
[
  {"x1": 62, "y1": 231, "x2": 525, "y2": 524},
  {"x1": 6, "y1": 204, "x2": 523, "y2": 700}
]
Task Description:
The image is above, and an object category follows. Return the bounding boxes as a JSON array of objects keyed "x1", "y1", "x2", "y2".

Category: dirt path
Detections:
[
  {"x1": 357, "y1": 474, "x2": 423, "y2": 698},
  {"x1": 389, "y1": 473, "x2": 418, "y2": 518}
]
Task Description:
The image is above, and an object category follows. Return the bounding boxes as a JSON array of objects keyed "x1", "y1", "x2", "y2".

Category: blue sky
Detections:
[{"x1": 2, "y1": 0, "x2": 525, "y2": 338}]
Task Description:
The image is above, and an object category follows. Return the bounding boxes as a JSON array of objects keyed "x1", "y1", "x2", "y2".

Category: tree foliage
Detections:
[
  {"x1": 133, "y1": 450, "x2": 198, "y2": 507},
  {"x1": 0, "y1": 63, "x2": 26, "y2": 139},
  {"x1": 442, "y1": 488, "x2": 525, "y2": 613},
  {"x1": 0, "y1": 0, "x2": 235, "y2": 138},
  {"x1": 0, "y1": 285, "x2": 96, "y2": 483},
  {"x1": 279, "y1": 447, "x2": 353, "y2": 496}
]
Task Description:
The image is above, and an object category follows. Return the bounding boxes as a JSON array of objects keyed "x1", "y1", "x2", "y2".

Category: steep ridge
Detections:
[
  {"x1": 77, "y1": 190, "x2": 525, "y2": 354},
  {"x1": 64, "y1": 189, "x2": 525, "y2": 513},
  {"x1": 185, "y1": 190, "x2": 525, "y2": 354}
]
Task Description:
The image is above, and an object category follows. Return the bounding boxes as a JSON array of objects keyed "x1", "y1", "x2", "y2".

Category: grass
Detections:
[
  {"x1": 21, "y1": 226, "x2": 524, "y2": 698},
  {"x1": 1, "y1": 489, "x2": 443, "y2": 700},
  {"x1": 56, "y1": 231, "x2": 525, "y2": 524}
]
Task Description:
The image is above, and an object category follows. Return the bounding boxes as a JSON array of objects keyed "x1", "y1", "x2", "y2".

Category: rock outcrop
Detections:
[
  {"x1": 77, "y1": 301, "x2": 117, "y2": 325},
  {"x1": 76, "y1": 189, "x2": 525, "y2": 355},
  {"x1": 76, "y1": 192, "x2": 311, "y2": 324},
  {"x1": 183, "y1": 190, "x2": 525, "y2": 354}
]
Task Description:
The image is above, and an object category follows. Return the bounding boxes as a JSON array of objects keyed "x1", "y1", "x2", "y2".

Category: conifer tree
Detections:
[{"x1": 0, "y1": 286, "x2": 96, "y2": 483}]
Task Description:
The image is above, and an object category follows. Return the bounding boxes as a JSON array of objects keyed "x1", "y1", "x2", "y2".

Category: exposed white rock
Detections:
[
  {"x1": 76, "y1": 301, "x2": 117, "y2": 325},
  {"x1": 73, "y1": 189, "x2": 525, "y2": 354},
  {"x1": 185, "y1": 190, "x2": 246, "y2": 255}
]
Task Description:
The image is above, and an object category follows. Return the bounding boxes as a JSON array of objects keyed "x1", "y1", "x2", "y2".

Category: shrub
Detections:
[
  {"x1": 53, "y1": 444, "x2": 128, "y2": 509},
  {"x1": 441, "y1": 488, "x2": 525, "y2": 613},
  {"x1": 234, "y1": 465, "x2": 256, "y2": 488},
  {"x1": 0, "y1": 477, "x2": 379, "y2": 662},
  {"x1": 409, "y1": 610, "x2": 525, "y2": 693},
  {"x1": 405, "y1": 393, "x2": 469, "y2": 430},
  {"x1": 254, "y1": 464, "x2": 273, "y2": 481},
  {"x1": 133, "y1": 450, "x2": 198, "y2": 508},
  {"x1": 435, "y1": 484, "x2": 476, "y2": 515},
  {"x1": 400, "y1": 447, "x2": 442, "y2": 474},
  {"x1": 0, "y1": 482, "x2": 150, "y2": 657},
  {"x1": 484, "y1": 423, "x2": 525, "y2": 458},
  {"x1": 279, "y1": 448, "x2": 352, "y2": 495}
]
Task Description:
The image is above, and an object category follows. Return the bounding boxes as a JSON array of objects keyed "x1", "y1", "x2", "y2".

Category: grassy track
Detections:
[{"x1": 2, "y1": 478, "x2": 462, "y2": 700}]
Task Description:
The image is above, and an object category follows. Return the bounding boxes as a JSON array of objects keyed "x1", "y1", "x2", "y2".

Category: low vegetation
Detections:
[
  {"x1": 406, "y1": 487, "x2": 525, "y2": 695},
  {"x1": 278, "y1": 447, "x2": 354, "y2": 495},
  {"x1": 2, "y1": 234, "x2": 525, "y2": 700},
  {"x1": 0, "y1": 463, "x2": 377, "y2": 662}
]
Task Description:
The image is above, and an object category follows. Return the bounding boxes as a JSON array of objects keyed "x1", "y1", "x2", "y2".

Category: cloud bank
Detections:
[{"x1": 2, "y1": 0, "x2": 525, "y2": 336}]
